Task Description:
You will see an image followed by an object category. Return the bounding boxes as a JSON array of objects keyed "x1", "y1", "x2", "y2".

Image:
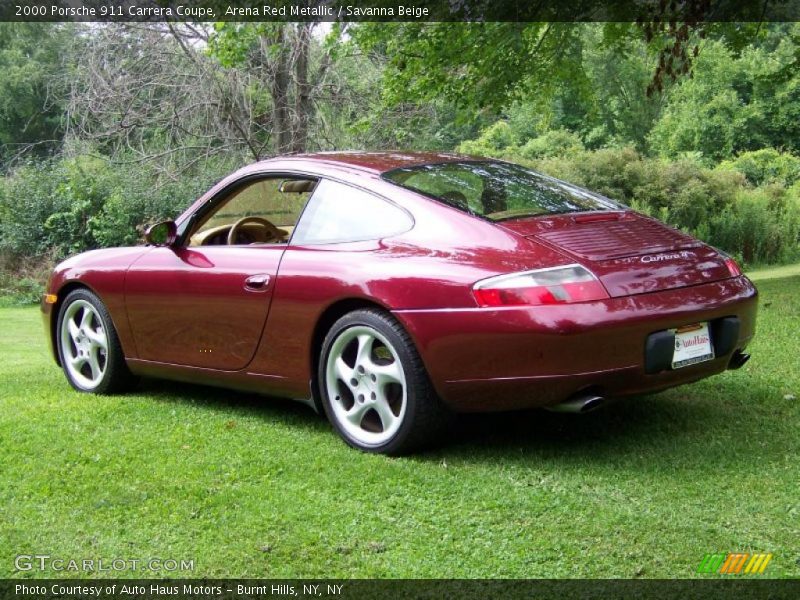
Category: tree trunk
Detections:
[
  {"x1": 269, "y1": 27, "x2": 292, "y2": 154},
  {"x1": 291, "y1": 23, "x2": 312, "y2": 154}
]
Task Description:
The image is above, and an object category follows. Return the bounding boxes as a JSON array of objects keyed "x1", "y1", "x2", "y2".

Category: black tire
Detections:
[
  {"x1": 318, "y1": 308, "x2": 449, "y2": 455},
  {"x1": 56, "y1": 288, "x2": 137, "y2": 394}
]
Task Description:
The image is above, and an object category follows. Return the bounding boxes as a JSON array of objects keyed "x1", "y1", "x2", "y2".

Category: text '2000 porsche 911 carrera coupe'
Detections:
[{"x1": 42, "y1": 152, "x2": 757, "y2": 454}]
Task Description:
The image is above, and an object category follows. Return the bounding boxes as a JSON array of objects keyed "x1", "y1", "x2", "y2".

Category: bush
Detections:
[
  {"x1": 0, "y1": 153, "x2": 238, "y2": 266},
  {"x1": 458, "y1": 122, "x2": 586, "y2": 161},
  {"x1": 536, "y1": 146, "x2": 643, "y2": 201},
  {"x1": 517, "y1": 129, "x2": 585, "y2": 160},
  {"x1": 0, "y1": 253, "x2": 56, "y2": 305},
  {"x1": 708, "y1": 187, "x2": 800, "y2": 264},
  {"x1": 718, "y1": 149, "x2": 800, "y2": 187},
  {"x1": 457, "y1": 121, "x2": 518, "y2": 157}
]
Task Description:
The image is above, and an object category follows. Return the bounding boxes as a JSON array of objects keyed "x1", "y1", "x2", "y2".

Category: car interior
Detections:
[{"x1": 188, "y1": 178, "x2": 318, "y2": 246}]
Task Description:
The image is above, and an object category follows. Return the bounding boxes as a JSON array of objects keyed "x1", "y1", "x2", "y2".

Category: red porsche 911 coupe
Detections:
[{"x1": 42, "y1": 152, "x2": 757, "y2": 454}]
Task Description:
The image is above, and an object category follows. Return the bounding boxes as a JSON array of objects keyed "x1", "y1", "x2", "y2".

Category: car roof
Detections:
[
  {"x1": 180, "y1": 151, "x2": 483, "y2": 224},
  {"x1": 255, "y1": 151, "x2": 477, "y2": 175}
]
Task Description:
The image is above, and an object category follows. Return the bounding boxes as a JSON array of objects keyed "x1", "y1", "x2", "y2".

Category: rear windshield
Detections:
[{"x1": 382, "y1": 161, "x2": 622, "y2": 221}]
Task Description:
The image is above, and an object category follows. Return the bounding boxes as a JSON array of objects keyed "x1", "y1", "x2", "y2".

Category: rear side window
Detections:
[
  {"x1": 382, "y1": 161, "x2": 622, "y2": 221},
  {"x1": 292, "y1": 179, "x2": 413, "y2": 245}
]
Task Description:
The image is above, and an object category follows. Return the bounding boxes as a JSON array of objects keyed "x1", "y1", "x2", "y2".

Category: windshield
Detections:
[{"x1": 382, "y1": 161, "x2": 623, "y2": 220}]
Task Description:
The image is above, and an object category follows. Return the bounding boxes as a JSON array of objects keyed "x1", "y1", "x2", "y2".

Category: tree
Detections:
[
  {"x1": 650, "y1": 25, "x2": 800, "y2": 161},
  {"x1": 66, "y1": 23, "x2": 358, "y2": 169},
  {"x1": 0, "y1": 23, "x2": 70, "y2": 167},
  {"x1": 66, "y1": 24, "x2": 267, "y2": 171},
  {"x1": 351, "y1": 20, "x2": 770, "y2": 137},
  {"x1": 353, "y1": 23, "x2": 585, "y2": 113},
  {"x1": 208, "y1": 22, "x2": 338, "y2": 155}
]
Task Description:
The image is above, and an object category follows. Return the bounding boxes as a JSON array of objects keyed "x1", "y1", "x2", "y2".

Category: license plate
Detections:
[{"x1": 672, "y1": 322, "x2": 714, "y2": 369}]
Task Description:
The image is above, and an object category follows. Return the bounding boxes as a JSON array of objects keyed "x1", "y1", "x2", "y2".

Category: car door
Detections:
[
  {"x1": 124, "y1": 175, "x2": 313, "y2": 370},
  {"x1": 248, "y1": 178, "x2": 415, "y2": 385}
]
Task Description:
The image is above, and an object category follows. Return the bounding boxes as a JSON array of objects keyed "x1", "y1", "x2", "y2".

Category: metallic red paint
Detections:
[
  {"x1": 43, "y1": 152, "x2": 758, "y2": 412},
  {"x1": 394, "y1": 276, "x2": 757, "y2": 411},
  {"x1": 125, "y1": 246, "x2": 282, "y2": 369}
]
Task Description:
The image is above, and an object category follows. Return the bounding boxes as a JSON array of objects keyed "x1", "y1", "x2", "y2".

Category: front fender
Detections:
[{"x1": 42, "y1": 247, "x2": 149, "y2": 364}]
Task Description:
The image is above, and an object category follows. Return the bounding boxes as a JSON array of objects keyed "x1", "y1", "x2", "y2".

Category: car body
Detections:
[{"x1": 42, "y1": 152, "x2": 758, "y2": 453}]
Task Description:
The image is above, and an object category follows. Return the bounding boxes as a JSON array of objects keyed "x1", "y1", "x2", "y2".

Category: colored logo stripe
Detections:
[
  {"x1": 720, "y1": 553, "x2": 749, "y2": 574},
  {"x1": 744, "y1": 553, "x2": 773, "y2": 574},
  {"x1": 697, "y1": 553, "x2": 726, "y2": 573},
  {"x1": 698, "y1": 553, "x2": 772, "y2": 574}
]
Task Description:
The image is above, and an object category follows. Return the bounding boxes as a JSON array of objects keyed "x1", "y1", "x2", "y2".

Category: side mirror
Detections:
[{"x1": 144, "y1": 220, "x2": 177, "y2": 247}]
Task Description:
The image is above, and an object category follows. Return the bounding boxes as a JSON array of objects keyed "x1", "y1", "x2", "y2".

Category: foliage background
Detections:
[{"x1": 1, "y1": 22, "x2": 800, "y2": 302}]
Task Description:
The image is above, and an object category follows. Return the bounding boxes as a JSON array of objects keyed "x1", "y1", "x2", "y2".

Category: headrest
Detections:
[{"x1": 279, "y1": 179, "x2": 316, "y2": 193}]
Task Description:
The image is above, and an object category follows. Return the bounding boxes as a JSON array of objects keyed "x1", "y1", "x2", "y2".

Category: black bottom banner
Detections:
[{"x1": 3, "y1": 579, "x2": 800, "y2": 600}]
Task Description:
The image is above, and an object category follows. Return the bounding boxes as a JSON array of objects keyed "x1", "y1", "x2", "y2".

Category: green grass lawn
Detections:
[
  {"x1": 746, "y1": 262, "x2": 800, "y2": 282},
  {"x1": 1, "y1": 272, "x2": 798, "y2": 579}
]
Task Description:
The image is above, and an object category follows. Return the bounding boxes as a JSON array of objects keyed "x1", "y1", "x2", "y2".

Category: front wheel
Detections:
[
  {"x1": 318, "y1": 309, "x2": 448, "y2": 454},
  {"x1": 56, "y1": 288, "x2": 136, "y2": 394}
]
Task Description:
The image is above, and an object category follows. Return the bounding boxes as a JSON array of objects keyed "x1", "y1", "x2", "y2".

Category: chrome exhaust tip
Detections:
[
  {"x1": 546, "y1": 394, "x2": 605, "y2": 414},
  {"x1": 728, "y1": 351, "x2": 751, "y2": 370}
]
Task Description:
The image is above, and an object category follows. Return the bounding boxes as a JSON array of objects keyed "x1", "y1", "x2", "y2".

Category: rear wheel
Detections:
[
  {"x1": 319, "y1": 309, "x2": 448, "y2": 454},
  {"x1": 57, "y1": 288, "x2": 136, "y2": 394}
]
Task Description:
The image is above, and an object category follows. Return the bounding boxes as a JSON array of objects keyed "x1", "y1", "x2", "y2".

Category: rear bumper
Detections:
[{"x1": 393, "y1": 276, "x2": 758, "y2": 412}]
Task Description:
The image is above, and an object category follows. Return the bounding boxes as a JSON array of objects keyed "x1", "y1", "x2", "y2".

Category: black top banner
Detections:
[{"x1": 3, "y1": 0, "x2": 800, "y2": 22}]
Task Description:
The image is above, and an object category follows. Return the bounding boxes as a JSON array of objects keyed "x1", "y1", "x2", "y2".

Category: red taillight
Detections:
[
  {"x1": 724, "y1": 257, "x2": 742, "y2": 277},
  {"x1": 472, "y1": 265, "x2": 609, "y2": 307}
]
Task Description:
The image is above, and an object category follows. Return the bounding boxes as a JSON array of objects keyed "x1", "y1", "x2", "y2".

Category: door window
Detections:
[{"x1": 189, "y1": 177, "x2": 316, "y2": 246}]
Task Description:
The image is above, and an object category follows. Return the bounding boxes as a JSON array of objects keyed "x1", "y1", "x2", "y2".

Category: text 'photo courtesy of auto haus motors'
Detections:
[{"x1": 41, "y1": 152, "x2": 758, "y2": 455}]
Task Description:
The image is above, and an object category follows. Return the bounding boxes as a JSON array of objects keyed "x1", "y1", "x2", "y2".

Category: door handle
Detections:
[{"x1": 244, "y1": 274, "x2": 271, "y2": 291}]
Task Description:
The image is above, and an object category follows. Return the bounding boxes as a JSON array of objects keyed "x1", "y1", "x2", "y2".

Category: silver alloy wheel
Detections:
[
  {"x1": 324, "y1": 325, "x2": 408, "y2": 447},
  {"x1": 60, "y1": 299, "x2": 109, "y2": 390}
]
